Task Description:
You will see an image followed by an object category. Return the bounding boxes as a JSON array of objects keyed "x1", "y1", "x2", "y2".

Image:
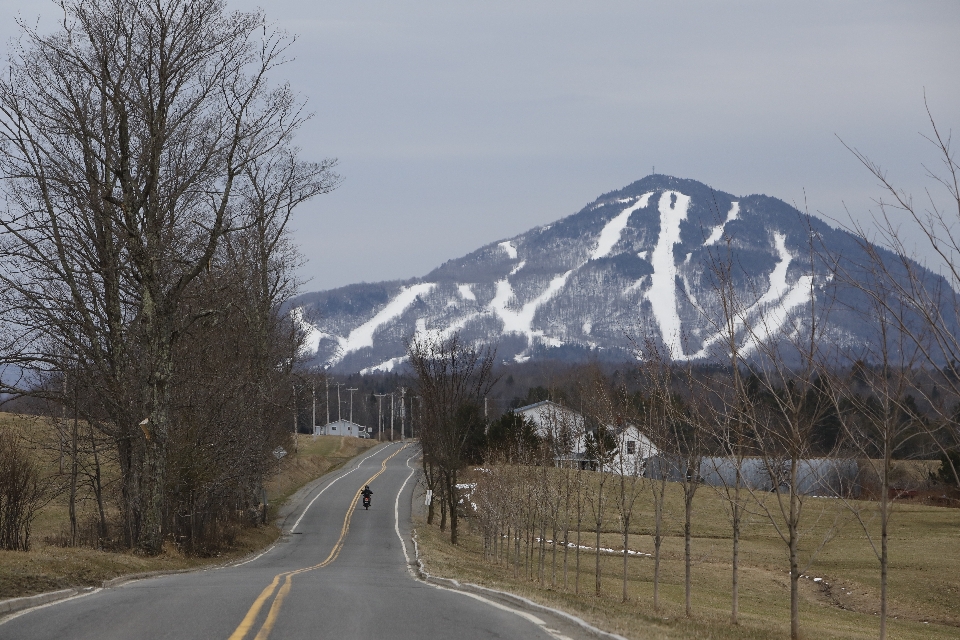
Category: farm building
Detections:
[
  {"x1": 513, "y1": 400, "x2": 659, "y2": 473},
  {"x1": 314, "y1": 419, "x2": 369, "y2": 438}
]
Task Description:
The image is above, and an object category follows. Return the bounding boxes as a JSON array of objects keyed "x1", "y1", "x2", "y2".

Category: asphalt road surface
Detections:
[{"x1": 0, "y1": 443, "x2": 579, "y2": 640}]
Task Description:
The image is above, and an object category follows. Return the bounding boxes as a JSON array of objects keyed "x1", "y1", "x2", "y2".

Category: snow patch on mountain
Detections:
[
  {"x1": 458, "y1": 284, "x2": 476, "y2": 301},
  {"x1": 646, "y1": 191, "x2": 691, "y2": 359},
  {"x1": 591, "y1": 192, "x2": 652, "y2": 260},
  {"x1": 681, "y1": 232, "x2": 811, "y2": 360},
  {"x1": 509, "y1": 260, "x2": 526, "y2": 275},
  {"x1": 360, "y1": 356, "x2": 407, "y2": 375},
  {"x1": 291, "y1": 307, "x2": 334, "y2": 355},
  {"x1": 489, "y1": 271, "x2": 572, "y2": 360},
  {"x1": 755, "y1": 233, "x2": 792, "y2": 307},
  {"x1": 499, "y1": 241, "x2": 518, "y2": 259},
  {"x1": 703, "y1": 202, "x2": 740, "y2": 246},
  {"x1": 330, "y1": 282, "x2": 436, "y2": 364}
]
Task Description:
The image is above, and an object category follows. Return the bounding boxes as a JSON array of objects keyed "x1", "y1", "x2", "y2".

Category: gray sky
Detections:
[{"x1": 5, "y1": 1, "x2": 959, "y2": 291}]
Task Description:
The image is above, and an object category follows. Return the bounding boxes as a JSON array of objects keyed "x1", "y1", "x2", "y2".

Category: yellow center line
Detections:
[{"x1": 227, "y1": 444, "x2": 407, "y2": 640}]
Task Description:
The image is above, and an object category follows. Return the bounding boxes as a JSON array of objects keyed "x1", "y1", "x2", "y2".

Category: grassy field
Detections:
[
  {"x1": 414, "y1": 464, "x2": 960, "y2": 640},
  {"x1": 0, "y1": 412, "x2": 377, "y2": 600}
]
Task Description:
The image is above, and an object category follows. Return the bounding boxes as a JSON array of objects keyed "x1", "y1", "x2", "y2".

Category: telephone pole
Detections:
[
  {"x1": 390, "y1": 392, "x2": 395, "y2": 441},
  {"x1": 399, "y1": 387, "x2": 406, "y2": 442},
  {"x1": 347, "y1": 388, "x2": 358, "y2": 425},
  {"x1": 311, "y1": 383, "x2": 316, "y2": 438},
  {"x1": 374, "y1": 394, "x2": 388, "y2": 441},
  {"x1": 335, "y1": 383, "x2": 344, "y2": 421}
]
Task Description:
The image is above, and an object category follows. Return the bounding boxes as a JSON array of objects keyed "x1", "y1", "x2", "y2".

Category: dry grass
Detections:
[
  {"x1": 0, "y1": 414, "x2": 377, "y2": 600},
  {"x1": 414, "y1": 465, "x2": 960, "y2": 640}
]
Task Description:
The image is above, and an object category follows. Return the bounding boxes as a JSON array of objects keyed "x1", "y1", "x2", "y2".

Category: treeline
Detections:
[{"x1": 0, "y1": 0, "x2": 338, "y2": 554}]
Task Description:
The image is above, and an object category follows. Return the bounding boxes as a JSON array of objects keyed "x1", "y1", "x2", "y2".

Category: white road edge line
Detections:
[
  {"x1": 394, "y1": 450, "x2": 419, "y2": 566},
  {"x1": 290, "y1": 445, "x2": 389, "y2": 533},
  {"x1": 235, "y1": 443, "x2": 392, "y2": 568},
  {"x1": 0, "y1": 589, "x2": 102, "y2": 627},
  {"x1": 394, "y1": 452, "x2": 572, "y2": 640}
]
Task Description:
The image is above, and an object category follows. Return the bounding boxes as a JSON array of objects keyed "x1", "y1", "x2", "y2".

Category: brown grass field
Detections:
[
  {"x1": 414, "y1": 464, "x2": 960, "y2": 640},
  {"x1": 0, "y1": 412, "x2": 377, "y2": 600}
]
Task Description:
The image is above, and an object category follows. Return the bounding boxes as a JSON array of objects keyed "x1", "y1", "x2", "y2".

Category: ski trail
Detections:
[{"x1": 646, "y1": 191, "x2": 690, "y2": 359}]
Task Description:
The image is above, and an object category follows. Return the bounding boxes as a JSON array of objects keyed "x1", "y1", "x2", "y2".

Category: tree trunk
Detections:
[
  {"x1": 685, "y1": 484, "x2": 693, "y2": 617},
  {"x1": 448, "y1": 470, "x2": 459, "y2": 545},
  {"x1": 622, "y1": 516, "x2": 630, "y2": 602},
  {"x1": 68, "y1": 412, "x2": 79, "y2": 546},
  {"x1": 731, "y1": 488, "x2": 741, "y2": 625},
  {"x1": 653, "y1": 482, "x2": 664, "y2": 611},
  {"x1": 789, "y1": 480, "x2": 800, "y2": 640}
]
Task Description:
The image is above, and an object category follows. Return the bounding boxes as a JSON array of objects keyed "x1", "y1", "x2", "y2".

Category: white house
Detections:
[
  {"x1": 314, "y1": 419, "x2": 369, "y2": 438},
  {"x1": 514, "y1": 400, "x2": 658, "y2": 473},
  {"x1": 606, "y1": 423, "x2": 659, "y2": 475}
]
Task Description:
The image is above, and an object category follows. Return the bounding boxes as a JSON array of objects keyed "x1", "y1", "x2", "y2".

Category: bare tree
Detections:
[
  {"x1": 824, "y1": 269, "x2": 928, "y2": 640},
  {"x1": 838, "y1": 99, "x2": 960, "y2": 486},
  {"x1": 408, "y1": 331, "x2": 497, "y2": 544},
  {"x1": 0, "y1": 0, "x2": 336, "y2": 552}
]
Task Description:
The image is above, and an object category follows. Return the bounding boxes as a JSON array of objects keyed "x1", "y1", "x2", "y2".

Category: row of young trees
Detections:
[
  {"x1": 410, "y1": 107, "x2": 960, "y2": 640},
  {"x1": 0, "y1": 0, "x2": 338, "y2": 553}
]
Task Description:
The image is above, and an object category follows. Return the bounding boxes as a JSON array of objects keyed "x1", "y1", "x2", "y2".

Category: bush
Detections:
[
  {"x1": 0, "y1": 428, "x2": 48, "y2": 550},
  {"x1": 933, "y1": 450, "x2": 960, "y2": 487}
]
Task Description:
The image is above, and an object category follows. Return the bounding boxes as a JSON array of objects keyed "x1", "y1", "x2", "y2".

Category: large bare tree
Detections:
[{"x1": 0, "y1": 0, "x2": 337, "y2": 552}]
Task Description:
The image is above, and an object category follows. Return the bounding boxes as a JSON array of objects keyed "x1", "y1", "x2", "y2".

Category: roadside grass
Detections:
[
  {"x1": 413, "y1": 465, "x2": 960, "y2": 640},
  {"x1": 0, "y1": 414, "x2": 377, "y2": 600}
]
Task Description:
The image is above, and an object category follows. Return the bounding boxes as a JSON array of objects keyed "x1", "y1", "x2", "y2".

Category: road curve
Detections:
[{"x1": 0, "y1": 443, "x2": 560, "y2": 640}]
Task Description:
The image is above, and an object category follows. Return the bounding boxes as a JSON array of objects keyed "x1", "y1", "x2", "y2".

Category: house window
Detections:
[
  {"x1": 627, "y1": 440, "x2": 636, "y2": 455},
  {"x1": 331, "y1": 426, "x2": 337, "y2": 431}
]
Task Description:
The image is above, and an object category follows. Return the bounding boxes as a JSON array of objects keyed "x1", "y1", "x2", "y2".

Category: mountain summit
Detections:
[{"x1": 291, "y1": 175, "x2": 925, "y2": 373}]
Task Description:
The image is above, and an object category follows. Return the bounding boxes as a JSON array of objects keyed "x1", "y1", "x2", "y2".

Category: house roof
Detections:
[
  {"x1": 321, "y1": 419, "x2": 365, "y2": 428},
  {"x1": 513, "y1": 399, "x2": 561, "y2": 414}
]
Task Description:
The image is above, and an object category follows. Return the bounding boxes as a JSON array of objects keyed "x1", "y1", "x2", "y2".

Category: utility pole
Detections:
[
  {"x1": 399, "y1": 387, "x2": 406, "y2": 441},
  {"x1": 336, "y1": 383, "x2": 343, "y2": 421},
  {"x1": 292, "y1": 382, "x2": 298, "y2": 453},
  {"x1": 347, "y1": 388, "x2": 358, "y2": 425},
  {"x1": 312, "y1": 383, "x2": 316, "y2": 438},
  {"x1": 325, "y1": 378, "x2": 330, "y2": 427},
  {"x1": 390, "y1": 393, "x2": 395, "y2": 442},
  {"x1": 409, "y1": 395, "x2": 419, "y2": 439},
  {"x1": 375, "y1": 394, "x2": 388, "y2": 441}
]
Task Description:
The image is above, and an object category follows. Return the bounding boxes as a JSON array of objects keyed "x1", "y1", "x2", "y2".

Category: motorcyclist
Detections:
[{"x1": 361, "y1": 485, "x2": 373, "y2": 506}]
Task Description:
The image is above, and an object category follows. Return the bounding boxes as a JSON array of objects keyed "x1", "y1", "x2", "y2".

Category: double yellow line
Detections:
[{"x1": 227, "y1": 445, "x2": 406, "y2": 640}]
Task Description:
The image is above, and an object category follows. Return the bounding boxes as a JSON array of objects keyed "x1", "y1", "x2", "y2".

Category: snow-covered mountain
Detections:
[{"x1": 291, "y1": 175, "x2": 934, "y2": 373}]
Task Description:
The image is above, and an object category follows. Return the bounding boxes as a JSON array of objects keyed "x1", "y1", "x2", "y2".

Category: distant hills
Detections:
[{"x1": 290, "y1": 175, "x2": 943, "y2": 373}]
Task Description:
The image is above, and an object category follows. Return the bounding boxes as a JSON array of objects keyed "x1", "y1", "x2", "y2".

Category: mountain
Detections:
[{"x1": 290, "y1": 175, "x2": 937, "y2": 373}]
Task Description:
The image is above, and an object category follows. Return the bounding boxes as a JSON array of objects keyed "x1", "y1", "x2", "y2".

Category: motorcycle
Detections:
[{"x1": 362, "y1": 494, "x2": 371, "y2": 510}]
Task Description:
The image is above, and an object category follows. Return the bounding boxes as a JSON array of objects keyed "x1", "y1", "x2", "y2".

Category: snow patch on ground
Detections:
[
  {"x1": 703, "y1": 201, "x2": 740, "y2": 246},
  {"x1": 583, "y1": 321, "x2": 592, "y2": 335},
  {"x1": 457, "y1": 284, "x2": 476, "y2": 301},
  {"x1": 590, "y1": 192, "x2": 653, "y2": 260},
  {"x1": 646, "y1": 191, "x2": 691, "y2": 359},
  {"x1": 499, "y1": 241, "x2": 518, "y2": 259}
]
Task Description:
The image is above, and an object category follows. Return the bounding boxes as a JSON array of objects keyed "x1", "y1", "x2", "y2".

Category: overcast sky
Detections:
[{"x1": 4, "y1": 1, "x2": 959, "y2": 291}]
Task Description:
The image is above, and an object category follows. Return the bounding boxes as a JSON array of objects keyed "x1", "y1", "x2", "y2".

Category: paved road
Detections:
[{"x1": 0, "y1": 443, "x2": 568, "y2": 640}]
